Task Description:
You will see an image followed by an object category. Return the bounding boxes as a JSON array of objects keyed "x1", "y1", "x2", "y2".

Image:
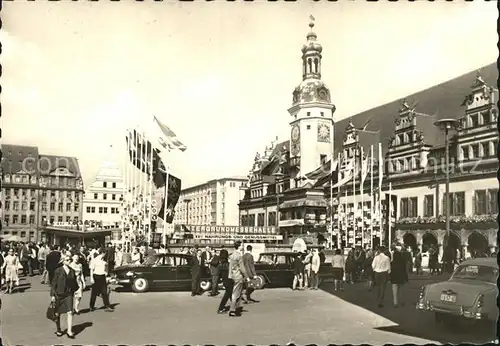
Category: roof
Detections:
[
  {"x1": 1, "y1": 144, "x2": 39, "y2": 175},
  {"x1": 260, "y1": 140, "x2": 289, "y2": 176},
  {"x1": 334, "y1": 62, "x2": 498, "y2": 154},
  {"x1": 460, "y1": 257, "x2": 498, "y2": 268},
  {"x1": 39, "y1": 154, "x2": 82, "y2": 178}
]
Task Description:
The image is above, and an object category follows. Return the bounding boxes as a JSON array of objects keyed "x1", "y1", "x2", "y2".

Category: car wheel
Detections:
[
  {"x1": 131, "y1": 278, "x2": 149, "y2": 293},
  {"x1": 254, "y1": 275, "x2": 266, "y2": 289},
  {"x1": 200, "y1": 279, "x2": 212, "y2": 291}
]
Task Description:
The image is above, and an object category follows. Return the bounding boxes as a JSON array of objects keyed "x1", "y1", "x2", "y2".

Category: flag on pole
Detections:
[
  {"x1": 360, "y1": 147, "x2": 369, "y2": 187},
  {"x1": 153, "y1": 116, "x2": 187, "y2": 152},
  {"x1": 378, "y1": 142, "x2": 383, "y2": 191}
]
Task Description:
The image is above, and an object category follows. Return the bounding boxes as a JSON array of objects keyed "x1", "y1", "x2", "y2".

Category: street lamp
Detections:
[{"x1": 434, "y1": 118, "x2": 460, "y2": 250}]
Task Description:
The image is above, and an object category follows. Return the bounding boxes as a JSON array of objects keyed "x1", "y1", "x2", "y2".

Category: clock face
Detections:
[
  {"x1": 317, "y1": 123, "x2": 330, "y2": 142},
  {"x1": 291, "y1": 125, "x2": 300, "y2": 142}
]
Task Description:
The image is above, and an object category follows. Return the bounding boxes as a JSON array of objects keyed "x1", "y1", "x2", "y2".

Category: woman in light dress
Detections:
[
  {"x1": 3, "y1": 248, "x2": 20, "y2": 294},
  {"x1": 70, "y1": 254, "x2": 86, "y2": 314},
  {"x1": 131, "y1": 247, "x2": 142, "y2": 265}
]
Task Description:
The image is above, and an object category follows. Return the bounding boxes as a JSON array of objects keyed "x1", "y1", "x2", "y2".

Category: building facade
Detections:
[
  {"x1": 173, "y1": 176, "x2": 247, "y2": 227},
  {"x1": 82, "y1": 160, "x2": 124, "y2": 228},
  {"x1": 239, "y1": 19, "x2": 498, "y2": 255},
  {"x1": 1, "y1": 145, "x2": 84, "y2": 242}
]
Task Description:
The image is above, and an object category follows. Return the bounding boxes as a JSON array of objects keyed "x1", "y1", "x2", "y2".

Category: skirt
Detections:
[
  {"x1": 5, "y1": 265, "x2": 19, "y2": 282},
  {"x1": 55, "y1": 295, "x2": 74, "y2": 314},
  {"x1": 332, "y1": 267, "x2": 344, "y2": 281}
]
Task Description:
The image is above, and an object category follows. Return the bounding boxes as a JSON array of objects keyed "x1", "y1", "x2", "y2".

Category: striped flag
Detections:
[{"x1": 153, "y1": 116, "x2": 187, "y2": 152}]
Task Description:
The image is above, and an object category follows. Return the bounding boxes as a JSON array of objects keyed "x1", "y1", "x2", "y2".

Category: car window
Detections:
[
  {"x1": 163, "y1": 256, "x2": 175, "y2": 266},
  {"x1": 177, "y1": 257, "x2": 190, "y2": 266},
  {"x1": 452, "y1": 264, "x2": 499, "y2": 283},
  {"x1": 153, "y1": 256, "x2": 164, "y2": 266},
  {"x1": 273, "y1": 255, "x2": 287, "y2": 264},
  {"x1": 258, "y1": 254, "x2": 275, "y2": 264}
]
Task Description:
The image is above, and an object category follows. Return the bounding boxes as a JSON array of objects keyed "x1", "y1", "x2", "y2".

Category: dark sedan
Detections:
[
  {"x1": 253, "y1": 251, "x2": 335, "y2": 289},
  {"x1": 109, "y1": 253, "x2": 212, "y2": 293}
]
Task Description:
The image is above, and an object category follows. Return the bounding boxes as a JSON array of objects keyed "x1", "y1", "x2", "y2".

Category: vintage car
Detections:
[
  {"x1": 416, "y1": 257, "x2": 498, "y2": 326},
  {"x1": 253, "y1": 251, "x2": 335, "y2": 289},
  {"x1": 109, "y1": 253, "x2": 212, "y2": 293}
]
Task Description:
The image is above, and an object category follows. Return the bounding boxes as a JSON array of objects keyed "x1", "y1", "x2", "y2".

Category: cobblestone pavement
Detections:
[
  {"x1": 0, "y1": 275, "x2": 441, "y2": 346},
  {"x1": 320, "y1": 273, "x2": 498, "y2": 345}
]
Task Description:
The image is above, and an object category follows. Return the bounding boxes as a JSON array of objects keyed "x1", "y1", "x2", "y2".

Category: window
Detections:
[
  {"x1": 103, "y1": 207, "x2": 108, "y2": 213},
  {"x1": 470, "y1": 114, "x2": 479, "y2": 127},
  {"x1": 42, "y1": 190, "x2": 47, "y2": 198},
  {"x1": 462, "y1": 146, "x2": 469, "y2": 160},
  {"x1": 248, "y1": 214, "x2": 255, "y2": 227},
  {"x1": 86, "y1": 207, "x2": 91, "y2": 213},
  {"x1": 447, "y1": 192, "x2": 465, "y2": 216},
  {"x1": 13, "y1": 188, "x2": 19, "y2": 196},
  {"x1": 21, "y1": 202, "x2": 27, "y2": 211},
  {"x1": 481, "y1": 142, "x2": 490, "y2": 157},
  {"x1": 20, "y1": 231, "x2": 26, "y2": 238},
  {"x1": 66, "y1": 216, "x2": 71, "y2": 223},
  {"x1": 58, "y1": 216, "x2": 63, "y2": 222},
  {"x1": 320, "y1": 112, "x2": 324, "y2": 117},
  {"x1": 51, "y1": 191, "x2": 56, "y2": 197},
  {"x1": 50, "y1": 217, "x2": 55, "y2": 224},
  {"x1": 268, "y1": 211, "x2": 276, "y2": 226},
  {"x1": 307, "y1": 112, "x2": 311, "y2": 117},
  {"x1": 42, "y1": 202, "x2": 47, "y2": 211},
  {"x1": 21, "y1": 215, "x2": 27, "y2": 224},
  {"x1": 103, "y1": 182, "x2": 107, "y2": 188},
  {"x1": 112, "y1": 182, "x2": 116, "y2": 188},
  {"x1": 74, "y1": 203, "x2": 79, "y2": 212},
  {"x1": 94, "y1": 193, "x2": 98, "y2": 199},
  {"x1": 111, "y1": 194, "x2": 116, "y2": 200},
  {"x1": 4, "y1": 201, "x2": 10, "y2": 211},
  {"x1": 66, "y1": 203, "x2": 71, "y2": 212},
  {"x1": 50, "y1": 203, "x2": 55, "y2": 211},
  {"x1": 30, "y1": 202, "x2": 35, "y2": 211},
  {"x1": 58, "y1": 203, "x2": 63, "y2": 212},
  {"x1": 12, "y1": 215, "x2": 18, "y2": 224},
  {"x1": 29, "y1": 215, "x2": 35, "y2": 224},
  {"x1": 424, "y1": 194, "x2": 434, "y2": 217},
  {"x1": 306, "y1": 125, "x2": 311, "y2": 130},
  {"x1": 489, "y1": 189, "x2": 498, "y2": 215},
  {"x1": 103, "y1": 194, "x2": 107, "y2": 200},
  {"x1": 471, "y1": 144, "x2": 480, "y2": 159},
  {"x1": 91, "y1": 207, "x2": 96, "y2": 213},
  {"x1": 99, "y1": 207, "x2": 103, "y2": 214},
  {"x1": 474, "y1": 190, "x2": 487, "y2": 215},
  {"x1": 400, "y1": 197, "x2": 417, "y2": 218},
  {"x1": 3, "y1": 216, "x2": 9, "y2": 226}
]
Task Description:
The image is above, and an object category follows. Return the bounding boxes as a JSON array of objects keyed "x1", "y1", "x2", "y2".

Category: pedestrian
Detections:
[
  {"x1": 50, "y1": 254, "x2": 78, "y2": 339},
  {"x1": 303, "y1": 249, "x2": 312, "y2": 288},
  {"x1": 292, "y1": 253, "x2": 304, "y2": 290},
  {"x1": 390, "y1": 245, "x2": 408, "y2": 308},
  {"x1": 3, "y1": 248, "x2": 20, "y2": 294},
  {"x1": 209, "y1": 249, "x2": 221, "y2": 297},
  {"x1": 131, "y1": 247, "x2": 142, "y2": 265},
  {"x1": 429, "y1": 245, "x2": 439, "y2": 275},
  {"x1": 19, "y1": 242, "x2": 32, "y2": 277},
  {"x1": 403, "y1": 246, "x2": 413, "y2": 275},
  {"x1": 114, "y1": 246, "x2": 124, "y2": 268},
  {"x1": 371, "y1": 246, "x2": 391, "y2": 308},
  {"x1": 364, "y1": 249, "x2": 375, "y2": 291},
  {"x1": 191, "y1": 249, "x2": 203, "y2": 296},
  {"x1": 105, "y1": 243, "x2": 116, "y2": 273},
  {"x1": 228, "y1": 240, "x2": 248, "y2": 317},
  {"x1": 242, "y1": 245, "x2": 259, "y2": 302},
  {"x1": 414, "y1": 248, "x2": 422, "y2": 275},
  {"x1": 46, "y1": 246, "x2": 62, "y2": 285},
  {"x1": 331, "y1": 249, "x2": 345, "y2": 292},
  {"x1": 38, "y1": 244, "x2": 49, "y2": 281},
  {"x1": 89, "y1": 248, "x2": 114, "y2": 312},
  {"x1": 69, "y1": 254, "x2": 86, "y2": 314},
  {"x1": 310, "y1": 249, "x2": 321, "y2": 290},
  {"x1": 217, "y1": 249, "x2": 233, "y2": 314},
  {"x1": 345, "y1": 251, "x2": 356, "y2": 284}
]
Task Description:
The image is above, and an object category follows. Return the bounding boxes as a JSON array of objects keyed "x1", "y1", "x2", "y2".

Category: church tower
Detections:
[{"x1": 288, "y1": 17, "x2": 336, "y2": 187}]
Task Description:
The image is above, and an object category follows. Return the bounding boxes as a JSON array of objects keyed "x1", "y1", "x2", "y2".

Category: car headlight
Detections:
[
  {"x1": 125, "y1": 271, "x2": 134, "y2": 277},
  {"x1": 419, "y1": 285, "x2": 426, "y2": 299}
]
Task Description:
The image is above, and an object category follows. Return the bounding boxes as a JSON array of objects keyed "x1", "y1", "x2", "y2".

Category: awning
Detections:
[
  {"x1": 279, "y1": 219, "x2": 305, "y2": 227},
  {"x1": 280, "y1": 199, "x2": 328, "y2": 209},
  {"x1": 43, "y1": 228, "x2": 112, "y2": 238}
]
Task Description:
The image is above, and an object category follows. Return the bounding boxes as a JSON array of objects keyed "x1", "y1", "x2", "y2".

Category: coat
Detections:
[
  {"x1": 50, "y1": 266, "x2": 78, "y2": 297},
  {"x1": 311, "y1": 254, "x2": 321, "y2": 273},
  {"x1": 242, "y1": 252, "x2": 256, "y2": 278},
  {"x1": 228, "y1": 250, "x2": 247, "y2": 283},
  {"x1": 390, "y1": 251, "x2": 409, "y2": 285}
]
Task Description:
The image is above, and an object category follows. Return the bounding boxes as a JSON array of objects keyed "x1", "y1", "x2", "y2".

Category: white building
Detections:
[
  {"x1": 173, "y1": 176, "x2": 247, "y2": 226},
  {"x1": 83, "y1": 160, "x2": 124, "y2": 227}
]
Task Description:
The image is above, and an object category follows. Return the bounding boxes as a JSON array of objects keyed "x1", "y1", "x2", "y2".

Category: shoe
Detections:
[
  {"x1": 217, "y1": 309, "x2": 227, "y2": 314},
  {"x1": 229, "y1": 311, "x2": 241, "y2": 317},
  {"x1": 105, "y1": 307, "x2": 114, "y2": 312},
  {"x1": 73, "y1": 310, "x2": 80, "y2": 315},
  {"x1": 249, "y1": 298, "x2": 259, "y2": 303},
  {"x1": 89, "y1": 307, "x2": 96, "y2": 312},
  {"x1": 55, "y1": 331, "x2": 64, "y2": 337},
  {"x1": 67, "y1": 332, "x2": 75, "y2": 339}
]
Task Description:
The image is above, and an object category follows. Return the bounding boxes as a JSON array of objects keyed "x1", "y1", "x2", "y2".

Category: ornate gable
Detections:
[{"x1": 50, "y1": 167, "x2": 75, "y2": 177}]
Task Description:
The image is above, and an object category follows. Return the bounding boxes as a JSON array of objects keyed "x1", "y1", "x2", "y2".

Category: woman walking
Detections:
[
  {"x1": 3, "y1": 249, "x2": 20, "y2": 294},
  {"x1": 217, "y1": 249, "x2": 233, "y2": 314},
  {"x1": 331, "y1": 249, "x2": 345, "y2": 292},
  {"x1": 345, "y1": 251, "x2": 356, "y2": 285},
  {"x1": 50, "y1": 254, "x2": 78, "y2": 339},
  {"x1": 70, "y1": 254, "x2": 86, "y2": 314},
  {"x1": 292, "y1": 253, "x2": 304, "y2": 290},
  {"x1": 390, "y1": 245, "x2": 409, "y2": 308},
  {"x1": 364, "y1": 249, "x2": 375, "y2": 291}
]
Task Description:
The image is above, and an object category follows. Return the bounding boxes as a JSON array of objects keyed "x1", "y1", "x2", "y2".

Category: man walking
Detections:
[
  {"x1": 228, "y1": 241, "x2": 247, "y2": 317},
  {"x1": 89, "y1": 248, "x2": 114, "y2": 312},
  {"x1": 45, "y1": 245, "x2": 62, "y2": 284},
  {"x1": 104, "y1": 243, "x2": 116, "y2": 274},
  {"x1": 242, "y1": 245, "x2": 259, "y2": 303},
  {"x1": 310, "y1": 249, "x2": 321, "y2": 290},
  {"x1": 208, "y1": 249, "x2": 220, "y2": 297},
  {"x1": 372, "y1": 246, "x2": 391, "y2": 308},
  {"x1": 191, "y1": 249, "x2": 203, "y2": 296}
]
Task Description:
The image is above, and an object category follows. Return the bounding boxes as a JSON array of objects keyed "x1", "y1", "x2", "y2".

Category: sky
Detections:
[{"x1": 2, "y1": 1, "x2": 497, "y2": 189}]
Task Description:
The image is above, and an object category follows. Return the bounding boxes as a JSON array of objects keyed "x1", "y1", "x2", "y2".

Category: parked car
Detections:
[
  {"x1": 253, "y1": 251, "x2": 335, "y2": 289},
  {"x1": 416, "y1": 257, "x2": 498, "y2": 327},
  {"x1": 109, "y1": 253, "x2": 212, "y2": 293}
]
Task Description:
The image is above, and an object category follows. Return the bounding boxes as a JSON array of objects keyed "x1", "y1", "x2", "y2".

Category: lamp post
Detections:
[
  {"x1": 273, "y1": 168, "x2": 285, "y2": 243},
  {"x1": 434, "y1": 119, "x2": 460, "y2": 250}
]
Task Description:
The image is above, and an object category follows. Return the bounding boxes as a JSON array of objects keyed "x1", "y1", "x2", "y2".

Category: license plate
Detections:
[{"x1": 440, "y1": 294, "x2": 456, "y2": 303}]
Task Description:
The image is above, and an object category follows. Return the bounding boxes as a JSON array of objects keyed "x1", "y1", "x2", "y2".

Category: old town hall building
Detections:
[{"x1": 239, "y1": 19, "x2": 498, "y2": 258}]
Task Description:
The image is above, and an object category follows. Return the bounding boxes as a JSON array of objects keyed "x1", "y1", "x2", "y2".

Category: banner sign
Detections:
[
  {"x1": 190, "y1": 234, "x2": 283, "y2": 241},
  {"x1": 181, "y1": 225, "x2": 278, "y2": 234}
]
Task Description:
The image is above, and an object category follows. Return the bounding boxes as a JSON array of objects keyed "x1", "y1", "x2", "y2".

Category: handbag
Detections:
[{"x1": 46, "y1": 301, "x2": 57, "y2": 321}]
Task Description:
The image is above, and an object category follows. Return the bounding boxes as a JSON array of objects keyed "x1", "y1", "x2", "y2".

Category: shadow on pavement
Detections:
[
  {"x1": 73, "y1": 321, "x2": 93, "y2": 336},
  {"x1": 319, "y1": 274, "x2": 496, "y2": 344}
]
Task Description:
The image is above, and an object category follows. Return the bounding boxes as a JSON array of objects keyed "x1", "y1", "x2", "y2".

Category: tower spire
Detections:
[{"x1": 301, "y1": 16, "x2": 322, "y2": 81}]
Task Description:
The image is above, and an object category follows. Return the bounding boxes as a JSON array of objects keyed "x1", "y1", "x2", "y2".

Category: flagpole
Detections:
[
  {"x1": 163, "y1": 166, "x2": 170, "y2": 243},
  {"x1": 126, "y1": 129, "x2": 132, "y2": 253},
  {"x1": 148, "y1": 142, "x2": 154, "y2": 246},
  {"x1": 121, "y1": 134, "x2": 126, "y2": 249},
  {"x1": 370, "y1": 145, "x2": 374, "y2": 250},
  {"x1": 345, "y1": 189, "x2": 348, "y2": 249},
  {"x1": 388, "y1": 181, "x2": 392, "y2": 249},
  {"x1": 360, "y1": 147, "x2": 364, "y2": 249},
  {"x1": 378, "y1": 142, "x2": 383, "y2": 249},
  {"x1": 329, "y1": 143, "x2": 334, "y2": 250},
  {"x1": 133, "y1": 128, "x2": 139, "y2": 245}
]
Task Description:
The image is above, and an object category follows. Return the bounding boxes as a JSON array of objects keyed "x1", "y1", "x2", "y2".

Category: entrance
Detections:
[
  {"x1": 468, "y1": 232, "x2": 489, "y2": 257},
  {"x1": 422, "y1": 232, "x2": 438, "y2": 253},
  {"x1": 403, "y1": 233, "x2": 417, "y2": 252}
]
